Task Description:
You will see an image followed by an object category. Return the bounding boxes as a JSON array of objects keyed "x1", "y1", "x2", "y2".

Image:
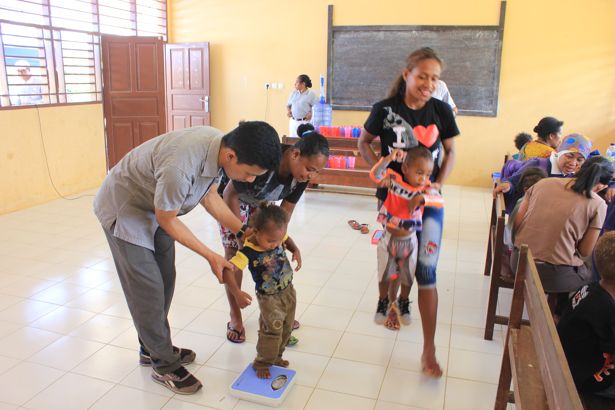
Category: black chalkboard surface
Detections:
[{"x1": 326, "y1": 2, "x2": 506, "y2": 117}]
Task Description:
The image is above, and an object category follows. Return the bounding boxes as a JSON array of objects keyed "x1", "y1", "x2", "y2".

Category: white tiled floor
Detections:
[{"x1": 0, "y1": 186, "x2": 509, "y2": 409}]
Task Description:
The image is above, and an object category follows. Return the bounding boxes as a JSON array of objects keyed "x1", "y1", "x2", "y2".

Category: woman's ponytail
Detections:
[{"x1": 571, "y1": 156, "x2": 614, "y2": 198}]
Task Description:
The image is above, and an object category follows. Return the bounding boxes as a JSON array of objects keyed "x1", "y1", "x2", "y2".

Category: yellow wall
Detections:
[
  {"x1": 168, "y1": 0, "x2": 615, "y2": 186},
  {"x1": 0, "y1": 104, "x2": 107, "y2": 214}
]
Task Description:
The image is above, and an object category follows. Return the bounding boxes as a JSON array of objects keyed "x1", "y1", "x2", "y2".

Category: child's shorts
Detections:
[
  {"x1": 219, "y1": 202, "x2": 256, "y2": 249},
  {"x1": 377, "y1": 231, "x2": 417, "y2": 287}
]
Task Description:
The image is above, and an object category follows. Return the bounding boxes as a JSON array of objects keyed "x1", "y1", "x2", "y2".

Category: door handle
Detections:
[{"x1": 199, "y1": 96, "x2": 209, "y2": 112}]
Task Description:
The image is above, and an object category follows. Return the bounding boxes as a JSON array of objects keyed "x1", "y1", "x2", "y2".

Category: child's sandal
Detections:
[
  {"x1": 348, "y1": 219, "x2": 361, "y2": 230},
  {"x1": 286, "y1": 335, "x2": 299, "y2": 346},
  {"x1": 360, "y1": 224, "x2": 369, "y2": 234}
]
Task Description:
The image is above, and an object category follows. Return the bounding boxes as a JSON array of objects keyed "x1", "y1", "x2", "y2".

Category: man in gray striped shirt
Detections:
[{"x1": 94, "y1": 121, "x2": 281, "y2": 394}]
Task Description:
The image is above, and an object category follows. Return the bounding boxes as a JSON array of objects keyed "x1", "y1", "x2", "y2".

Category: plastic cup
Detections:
[
  {"x1": 347, "y1": 156, "x2": 356, "y2": 169},
  {"x1": 344, "y1": 126, "x2": 352, "y2": 138},
  {"x1": 491, "y1": 172, "x2": 501, "y2": 184},
  {"x1": 334, "y1": 156, "x2": 343, "y2": 168}
]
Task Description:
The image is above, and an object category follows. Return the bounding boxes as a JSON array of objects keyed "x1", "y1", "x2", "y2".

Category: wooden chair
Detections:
[
  {"x1": 484, "y1": 192, "x2": 515, "y2": 340},
  {"x1": 494, "y1": 244, "x2": 583, "y2": 410},
  {"x1": 484, "y1": 191, "x2": 507, "y2": 277},
  {"x1": 485, "y1": 153, "x2": 512, "y2": 277}
]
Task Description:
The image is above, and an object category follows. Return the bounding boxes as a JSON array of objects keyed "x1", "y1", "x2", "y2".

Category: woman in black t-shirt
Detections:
[
  {"x1": 358, "y1": 47, "x2": 460, "y2": 378},
  {"x1": 220, "y1": 133, "x2": 329, "y2": 343}
]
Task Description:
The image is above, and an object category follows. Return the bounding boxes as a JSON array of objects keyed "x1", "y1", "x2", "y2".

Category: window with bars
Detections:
[{"x1": 0, "y1": 0, "x2": 166, "y2": 108}]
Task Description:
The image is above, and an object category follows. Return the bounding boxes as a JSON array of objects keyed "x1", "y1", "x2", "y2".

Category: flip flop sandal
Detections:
[
  {"x1": 292, "y1": 320, "x2": 300, "y2": 330},
  {"x1": 360, "y1": 224, "x2": 370, "y2": 234},
  {"x1": 286, "y1": 335, "x2": 299, "y2": 346},
  {"x1": 226, "y1": 322, "x2": 246, "y2": 344},
  {"x1": 347, "y1": 220, "x2": 362, "y2": 230}
]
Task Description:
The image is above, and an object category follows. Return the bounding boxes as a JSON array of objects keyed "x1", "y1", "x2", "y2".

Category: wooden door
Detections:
[
  {"x1": 165, "y1": 43, "x2": 210, "y2": 131},
  {"x1": 101, "y1": 35, "x2": 166, "y2": 169}
]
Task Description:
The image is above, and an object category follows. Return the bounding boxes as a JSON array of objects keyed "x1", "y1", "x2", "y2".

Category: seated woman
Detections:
[
  {"x1": 219, "y1": 133, "x2": 329, "y2": 343},
  {"x1": 495, "y1": 133, "x2": 591, "y2": 213},
  {"x1": 513, "y1": 156, "x2": 614, "y2": 315},
  {"x1": 518, "y1": 116, "x2": 563, "y2": 160},
  {"x1": 503, "y1": 167, "x2": 547, "y2": 250},
  {"x1": 589, "y1": 199, "x2": 615, "y2": 282},
  {"x1": 602, "y1": 200, "x2": 615, "y2": 235}
]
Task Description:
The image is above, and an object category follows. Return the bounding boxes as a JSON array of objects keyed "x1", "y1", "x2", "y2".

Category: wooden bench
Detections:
[
  {"x1": 484, "y1": 192, "x2": 516, "y2": 340},
  {"x1": 495, "y1": 244, "x2": 583, "y2": 409}
]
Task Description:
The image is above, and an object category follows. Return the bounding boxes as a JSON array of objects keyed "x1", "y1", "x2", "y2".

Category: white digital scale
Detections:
[{"x1": 229, "y1": 364, "x2": 296, "y2": 407}]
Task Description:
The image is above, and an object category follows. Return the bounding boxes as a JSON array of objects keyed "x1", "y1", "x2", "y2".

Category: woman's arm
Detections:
[
  {"x1": 201, "y1": 185, "x2": 243, "y2": 233},
  {"x1": 513, "y1": 196, "x2": 529, "y2": 231},
  {"x1": 358, "y1": 128, "x2": 380, "y2": 167},
  {"x1": 578, "y1": 228, "x2": 601, "y2": 258},
  {"x1": 223, "y1": 181, "x2": 243, "y2": 219},
  {"x1": 280, "y1": 200, "x2": 296, "y2": 218},
  {"x1": 435, "y1": 138, "x2": 456, "y2": 189}
]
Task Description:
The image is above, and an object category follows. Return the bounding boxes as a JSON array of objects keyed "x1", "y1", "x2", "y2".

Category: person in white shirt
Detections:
[
  {"x1": 286, "y1": 74, "x2": 318, "y2": 138},
  {"x1": 432, "y1": 79, "x2": 458, "y2": 115},
  {"x1": 10, "y1": 60, "x2": 43, "y2": 106}
]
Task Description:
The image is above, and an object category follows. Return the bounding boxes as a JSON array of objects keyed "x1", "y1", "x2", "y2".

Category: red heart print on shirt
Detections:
[{"x1": 413, "y1": 124, "x2": 439, "y2": 148}]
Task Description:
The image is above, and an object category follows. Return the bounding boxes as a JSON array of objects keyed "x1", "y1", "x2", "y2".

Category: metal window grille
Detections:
[{"x1": 0, "y1": 0, "x2": 166, "y2": 107}]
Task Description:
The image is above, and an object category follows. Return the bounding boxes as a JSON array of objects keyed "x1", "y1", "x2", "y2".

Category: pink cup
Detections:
[
  {"x1": 344, "y1": 126, "x2": 352, "y2": 138},
  {"x1": 347, "y1": 156, "x2": 356, "y2": 169},
  {"x1": 334, "y1": 156, "x2": 343, "y2": 168},
  {"x1": 329, "y1": 156, "x2": 337, "y2": 168}
]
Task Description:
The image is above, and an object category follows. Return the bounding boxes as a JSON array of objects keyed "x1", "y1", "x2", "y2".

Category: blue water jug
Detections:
[
  {"x1": 606, "y1": 143, "x2": 615, "y2": 162},
  {"x1": 312, "y1": 103, "x2": 332, "y2": 127}
]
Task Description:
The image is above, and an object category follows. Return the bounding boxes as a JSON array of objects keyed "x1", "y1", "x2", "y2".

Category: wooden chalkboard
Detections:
[{"x1": 326, "y1": 2, "x2": 506, "y2": 117}]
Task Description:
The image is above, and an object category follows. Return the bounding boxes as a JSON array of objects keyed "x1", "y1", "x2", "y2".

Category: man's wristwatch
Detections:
[{"x1": 236, "y1": 223, "x2": 249, "y2": 239}]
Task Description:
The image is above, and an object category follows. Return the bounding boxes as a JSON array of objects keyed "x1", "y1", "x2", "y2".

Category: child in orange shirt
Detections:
[{"x1": 370, "y1": 146, "x2": 443, "y2": 332}]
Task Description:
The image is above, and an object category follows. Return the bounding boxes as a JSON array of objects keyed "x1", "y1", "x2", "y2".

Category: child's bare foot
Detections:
[
  {"x1": 256, "y1": 368, "x2": 271, "y2": 379},
  {"x1": 385, "y1": 305, "x2": 400, "y2": 330},
  {"x1": 421, "y1": 351, "x2": 443, "y2": 378},
  {"x1": 274, "y1": 358, "x2": 289, "y2": 368}
]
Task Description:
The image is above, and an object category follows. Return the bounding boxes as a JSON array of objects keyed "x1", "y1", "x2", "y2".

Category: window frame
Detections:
[{"x1": 0, "y1": 0, "x2": 167, "y2": 110}]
